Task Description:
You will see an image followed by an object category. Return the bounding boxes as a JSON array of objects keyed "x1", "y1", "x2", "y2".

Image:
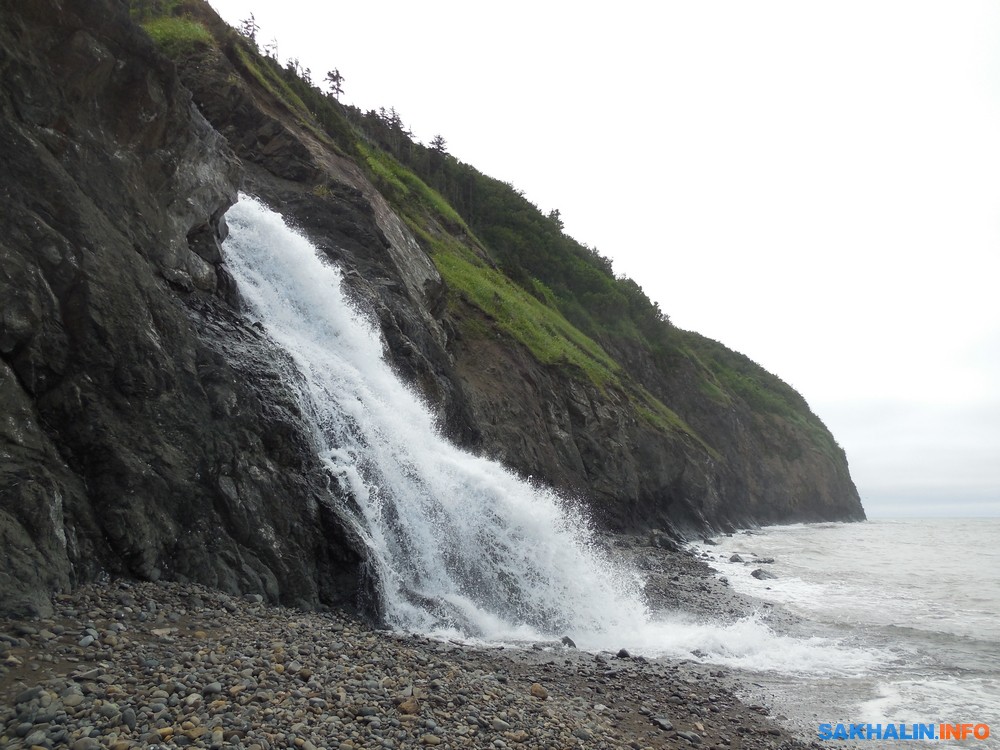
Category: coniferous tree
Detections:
[
  {"x1": 238, "y1": 13, "x2": 259, "y2": 44},
  {"x1": 325, "y1": 68, "x2": 345, "y2": 99},
  {"x1": 430, "y1": 134, "x2": 448, "y2": 153}
]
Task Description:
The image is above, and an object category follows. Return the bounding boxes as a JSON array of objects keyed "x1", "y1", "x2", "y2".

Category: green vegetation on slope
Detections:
[
  {"x1": 358, "y1": 144, "x2": 467, "y2": 229},
  {"x1": 348, "y1": 109, "x2": 671, "y2": 349},
  {"x1": 231, "y1": 44, "x2": 312, "y2": 123},
  {"x1": 139, "y1": 15, "x2": 213, "y2": 56},
  {"x1": 679, "y1": 331, "x2": 844, "y2": 460},
  {"x1": 133, "y1": 0, "x2": 843, "y2": 459},
  {"x1": 354, "y1": 139, "x2": 622, "y2": 388},
  {"x1": 416, "y1": 226, "x2": 621, "y2": 386}
]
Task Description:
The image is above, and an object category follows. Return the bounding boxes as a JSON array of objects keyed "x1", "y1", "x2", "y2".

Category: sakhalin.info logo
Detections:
[{"x1": 818, "y1": 723, "x2": 991, "y2": 741}]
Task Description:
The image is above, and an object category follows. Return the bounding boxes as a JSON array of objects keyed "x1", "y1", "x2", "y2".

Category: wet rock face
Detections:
[{"x1": 0, "y1": 0, "x2": 364, "y2": 616}]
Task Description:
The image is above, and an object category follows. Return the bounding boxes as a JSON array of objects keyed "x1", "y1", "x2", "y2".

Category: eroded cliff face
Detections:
[
  {"x1": 0, "y1": 0, "x2": 364, "y2": 616},
  {"x1": 0, "y1": 0, "x2": 862, "y2": 615},
  {"x1": 163, "y1": 15, "x2": 862, "y2": 537},
  {"x1": 157, "y1": 20, "x2": 715, "y2": 536},
  {"x1": 446, "y1": 302, "x2": 863, "y2": 534}
]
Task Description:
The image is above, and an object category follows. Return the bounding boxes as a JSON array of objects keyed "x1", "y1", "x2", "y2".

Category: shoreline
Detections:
[{"x1": 1, "y1": 539, "x2": 824, "y2": 750}]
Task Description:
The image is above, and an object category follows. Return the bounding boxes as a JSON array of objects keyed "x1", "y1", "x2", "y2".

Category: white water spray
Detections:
[
  {"x1": 221, "y1": 196, "x2": 648, "y2": 644},
  {"x1": 220, "y1": 197, "x2": 882, "y2": 677}
]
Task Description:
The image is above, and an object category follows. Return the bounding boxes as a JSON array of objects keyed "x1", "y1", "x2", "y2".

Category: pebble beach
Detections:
[{"x1": 1, "y1": 541, "x2": 822, "y2": 750}]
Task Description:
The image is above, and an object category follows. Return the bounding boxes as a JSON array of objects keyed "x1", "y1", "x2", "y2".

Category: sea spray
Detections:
[{"x1": 221, "y1": 195, "x2": 648, "y2": 643}]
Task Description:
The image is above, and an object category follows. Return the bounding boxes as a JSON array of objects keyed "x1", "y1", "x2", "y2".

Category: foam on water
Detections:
[
  {"x1": 859, "y1": 676, "x2": 1000, "y2": 727},
  {"x1": 219, "y1": 196, "x2": 885, "y2": 682},
  {"x1": 695, "y1": 521, "x2": 1000, "y2": 745},
  {"x1": 697, "y1": 521, "x2": 1000, "y2": 641},
  {"x1": 602, "y1": 612, "x2": 881, "y2": 675}
]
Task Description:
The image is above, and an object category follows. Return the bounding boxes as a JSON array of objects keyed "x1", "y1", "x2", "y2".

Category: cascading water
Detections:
[
  {"x1": 220, "y1": 195, "x2": 888, "y2": 681},
  {"x1": 221, "y1": 195, "x2": 649, "y2": 645},
  {"x1": 219, "y1": 196, "x2": 916, "y2": 749}
]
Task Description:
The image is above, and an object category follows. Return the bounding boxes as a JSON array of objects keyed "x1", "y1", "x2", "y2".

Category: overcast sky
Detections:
[{"x1": 207, "y1": 0, "x2": 1000, "y2": 518}]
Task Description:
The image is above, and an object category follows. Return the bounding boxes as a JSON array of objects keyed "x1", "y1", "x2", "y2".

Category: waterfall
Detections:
[
  {"x1": 221, "y1": 195, "x2": 648, "y2": 644},
  {"x1": 219, "y1": 195, "x2": 883, "y2": 677}
]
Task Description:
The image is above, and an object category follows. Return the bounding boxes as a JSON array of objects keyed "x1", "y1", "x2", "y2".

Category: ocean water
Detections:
[
  {"x1": 221, "y1": 197, "x2": 997, "y2": 747},
  {"x1": 692, "y1": 519, "x2": 1000, "y2": 748}
]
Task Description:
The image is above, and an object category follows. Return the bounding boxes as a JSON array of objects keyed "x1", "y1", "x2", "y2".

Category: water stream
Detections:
[{"x1": 221, "y1": 195, "x2": 647, "y2": 645}]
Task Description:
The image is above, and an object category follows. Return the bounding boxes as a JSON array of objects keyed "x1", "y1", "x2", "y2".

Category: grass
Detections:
[
  {"x1": 141, "y1": 16, "x2": 213, "y2": 56},
  {"x1": 228, "y1": 44, "x2": 346, "y2": 152},
  {"x1": 357, "y1": 142, "x2": 409, "y2": 202},
  {"x1": 350, "y1": 140, "x2": 618, "y2": 389},
  {"x1": 232, "y1": 45, "x2": 312, "y2": 122},
  {"x1": 414, "y1": 225, "x2": 621, "y2": 388},
  {"x1": 682, "y1": 332, "x2": 844, "y2": 462},
  {"x1": 349, "y1": 141, "x2": 620, "y2": 385},
  {"x1": 351, "y1": 135, "x2": 621, "y2": 389},
  {"x1": 357, "y1": 143, "x2": 467, "y2": 229}
]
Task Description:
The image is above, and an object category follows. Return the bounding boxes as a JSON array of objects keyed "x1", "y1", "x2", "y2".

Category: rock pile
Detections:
[{"x1": 1, "y1": 579, "x2": 821, "y2": 750}]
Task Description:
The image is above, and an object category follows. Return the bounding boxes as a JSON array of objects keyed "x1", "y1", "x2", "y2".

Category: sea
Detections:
[
  {"x1": 222, "y1": 197, "x2": 998, "y2": 750},
  {"x1": 688, "y1": 519, "x2": 1000, "y2": 748}
]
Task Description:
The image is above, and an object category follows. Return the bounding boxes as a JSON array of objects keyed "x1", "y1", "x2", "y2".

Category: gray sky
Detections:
[{"x1": 207, "y1": 0, "x2": 1000, "y2": 518}]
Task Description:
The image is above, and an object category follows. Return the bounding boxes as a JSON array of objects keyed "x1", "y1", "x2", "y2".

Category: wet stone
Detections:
[
  {"x1": 0, "y1": 575, "x2": 811, "y2": 750},
  {"x1": 15, "y1": 687, "x2": 43, "y2": 704}
]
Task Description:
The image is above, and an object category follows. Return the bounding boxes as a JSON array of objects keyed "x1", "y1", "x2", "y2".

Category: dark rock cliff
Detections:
[
  {"x1": 157, "y1": 5, "x2": 862, "y2": 537},
  {"x1": 0, "y1": 0, "x2": 364, "y2": 617},
  {"x1": 0, "y1": 0, "x2": 863, "y2": 615},
  {"x1": 446, "y1": 302, "x2": 863, "y2": 534}
]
